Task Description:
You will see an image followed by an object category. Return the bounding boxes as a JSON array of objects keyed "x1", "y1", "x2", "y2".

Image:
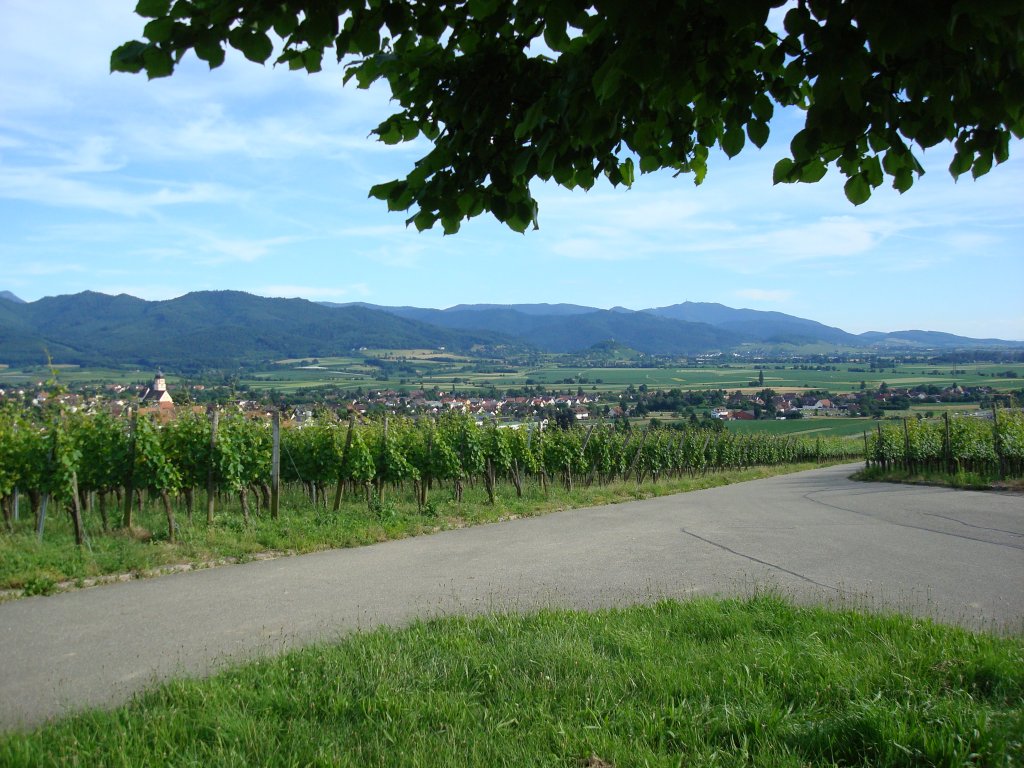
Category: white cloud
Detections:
[
  {"x1": 551, "y1": 237, "x2": 646, "y2": 261},
  {"x1": 195, "y1": 235, "x2": 302, "y2": 265},
  {"x1": 0, "y1": 161, "x2": 236, "y2": 215}
]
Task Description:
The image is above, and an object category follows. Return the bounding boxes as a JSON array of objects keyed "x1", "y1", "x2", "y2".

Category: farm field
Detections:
[
  {"x1": 724, "y1": 417, "x2": 875, "y2": 438},
  {"x1": 247, "y1": 359, "x2": 1024, "y2": 394},
  {"x1": 0, "y1": 366, "x2": 162, "y2": 388},
  {"x1": 241, "y1": 359, "x2": 1024, "y2": 397},
  {"x1": 3, "y1": 358, "x2": 1022, "y2": 399}
]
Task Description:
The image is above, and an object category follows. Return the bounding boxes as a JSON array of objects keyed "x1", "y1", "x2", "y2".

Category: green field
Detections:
[
  {"x1": 0, "y1": 366, "x2": 159, "y2": 388},
  {"x1": 3, "y1": 357, "x2": 1022, "y2": 399},
  {"x1": 243, "y1": 359, "x2": 1024, "y2": 396},
  {"x1": 725, "y1": 417, "x2": 875, "y2": 438}
]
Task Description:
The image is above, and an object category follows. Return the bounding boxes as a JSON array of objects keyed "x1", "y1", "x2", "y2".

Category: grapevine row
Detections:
[
  {"x1": 0, "y1": 408, "x2": 862, "y2": 542},
  {"x1": 866, "y1": 410, "x2": 1024, "y2": 478}
]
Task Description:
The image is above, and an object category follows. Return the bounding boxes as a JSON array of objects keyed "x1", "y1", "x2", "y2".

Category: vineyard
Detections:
[
  {"x1": 0, "y1": 407, "x2": 862, "y2": 548},
  {"x1": 865, "y1": 410, "x2": 1024, "y2": 480}
]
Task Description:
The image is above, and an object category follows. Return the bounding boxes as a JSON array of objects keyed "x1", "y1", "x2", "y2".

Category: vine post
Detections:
[
  {"x1": 943, "y1": 412, "x2": 953, "y2": 474},
  {"x1": 902, "y1": 418, "x2": 911, "y2": 472},
  {"x1": 121, "y1": 408, "x2": 137, "y2": 530},
  {"x1": 206, "y1": 407, "x2": 218, "y2": 524},
  {"x1": 992, "y1": 405, "x2": 1004, "y2": 480},
  {"x1": 68, "y1": 471, "x2": 85, "y2": 546},
  {"x1": 271, "y1": 409, "x2": 280, "y2": 519},
  {"x1": 333, "y1": 415, "x2": 356, "y2": 512},
  {"x1": 36, "y1": 494, "x2": 48, "y2": 541}
]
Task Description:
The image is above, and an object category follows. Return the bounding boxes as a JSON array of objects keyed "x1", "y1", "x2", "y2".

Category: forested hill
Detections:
[
  {"x1": 332, "y1": 300, "x2": 1022, "y2": 352},
  {"x1": 2, "y1": 291, "x2": 1020, "y2": 371},
  {"x1": 0, "y1": 291, "x2": 511, "y2": 370}
]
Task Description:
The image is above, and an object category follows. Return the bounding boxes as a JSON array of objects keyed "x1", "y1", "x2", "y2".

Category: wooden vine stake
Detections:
[
  {"x1": 121, "y1": 408, "x2": 137, "y2": 530},
  {"x1": 333, "y1": 414, "x2": 355, "y2": 512},
  {"x1": 271, "y1": 409, "x2": 281, "y2": 519},
  {"x1": 206, "y1": 407, "x2": 218, "y2": 524}
]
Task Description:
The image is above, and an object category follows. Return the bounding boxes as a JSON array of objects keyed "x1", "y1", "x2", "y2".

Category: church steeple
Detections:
[{"x1": 140, "y1": 369, "x2": 174, "y2": 408}]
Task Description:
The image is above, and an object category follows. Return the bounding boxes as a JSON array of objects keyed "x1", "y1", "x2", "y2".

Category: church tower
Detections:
[{"x1": 140, "y1": 369, "x2": 174, "y2": 408}]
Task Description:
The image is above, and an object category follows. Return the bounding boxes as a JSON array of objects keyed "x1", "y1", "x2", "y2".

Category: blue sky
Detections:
[{"x1": 1, "y1": 1, "x2": 1022, "y2": 340}]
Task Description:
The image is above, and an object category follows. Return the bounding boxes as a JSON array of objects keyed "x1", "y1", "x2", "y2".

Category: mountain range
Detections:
[{"x1": 1, "y1": 290, "x2": 1020, "y2": 371}]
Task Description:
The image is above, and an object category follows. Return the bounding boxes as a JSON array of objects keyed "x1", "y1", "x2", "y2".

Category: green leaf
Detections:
[
  {"x1": 591, "y1": 60, "x2": 622, "y2": 103},
  {"x1": 746, "y1": 120, "x2": 769, "y2": 149},
  {"x1": 844, "y1": 174, "x2": 871, "y2": 205},
  {"x1": 691, "y1": 153, "x2": 708, "y2": 185},
  {"x1": 409, "y1": 211, "x2": 435, "y2": 231},
  {"x1": 881, "y1": 149, "x2": 903, "y2": 176},
  {"x1": 949, "y1": 150, "x2": 973, "y2": 179},
  {"x1": 892, "y1": 169, "x2": 914, "y2": 193},
  {"x1": 143, "y1": 18, "x2": 175, "y2": 43},
  {"x1": 543, "y1": 23, "x2": 569, "y2": 52},
  {"x1": 721, "y1": 126, "x2": 745, "y2": 158},
  {"x1": 228, "y1": 28, "x2": 274, "y2": 64},
  {"x1": 352, "y1": 22, "x2": 380, "y2": 55},
  {"x1": 783, "y1": 5, "x2": 810, "y2": 35},
  {"x1": 376, "y1": 122, "x2": 404, "y2": 145},
  {"x1": 142, "y1": 45, "x2": 174, "y2": 78},
  {"x1": 639, "y1": 155, "x2": 660, "y2": 174},
  {"x1": 456, "y1": 192, "x2": 477, "y2": 214},
  {"x1": 194, "y1": 37, "x2": 226, "y2": 68},
  {"x1": 467, "y1": 0, "x2": 500, "y2": 20},
  {"x1": 368, "y1": 180, "x2": 400, "y2": 201},
  {"x1": 751, "y1": 94, "x2": 773, "y2": 123},
  {"x1": 798, "y1": 160, "x2": 827, "y2": 183},
  {"x1": 441, "y1": 215, "x2": 461, "y2": 235},
  {"x1": 135, "y1": 0, "x2": 171, "y2": 19},
  {"x1": 110, "y1": 41, "x2": 147, "y2": 74},
  {"x1": 620, "y1": 157, "x2": 635, "y2": 187},
  {"x1": 971, "y1": 150, "x2": 993, "y2": 179},
  {"x1": 772, "y1": 158, "x2": 795, "y2": 184},
  {"x1": 302, "y1": 47, "x2": 324, "y2": 73},
  {"x1": 863, "y1": 156, "x2": 883, "y2": 188}
]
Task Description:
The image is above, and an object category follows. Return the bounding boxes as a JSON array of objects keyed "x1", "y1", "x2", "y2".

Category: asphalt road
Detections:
[{"x1": 1, "y1": 463, "x2": 1022, "y2": 732}]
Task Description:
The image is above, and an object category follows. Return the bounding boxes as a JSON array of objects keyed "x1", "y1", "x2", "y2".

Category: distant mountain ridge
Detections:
[
  {"x1": 329, "y1": 299, "x2": 1021, "y2": 352},
  {"x1": 1, "y1": 290, "x2": 1020, "y2": 370},
  {"x1": 0, "y1": 290, "x2": 25, "y2": 304}
]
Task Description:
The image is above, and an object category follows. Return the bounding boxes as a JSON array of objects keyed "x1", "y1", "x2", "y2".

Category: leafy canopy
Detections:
[{"x1": 112, "y1": 0, "x2": 1024, "y2": 232}]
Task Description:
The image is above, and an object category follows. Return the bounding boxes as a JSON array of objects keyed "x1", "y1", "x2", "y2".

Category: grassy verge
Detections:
[
  {"x1": 2, "y1": 595, "x2": 1021, "y2": 766},
  {"x1": 854, "y1": 465, "x2": 1024, "y2": 493},
  {"x1": 0, "y1": 462, "x2": 848, "y2": 597}
]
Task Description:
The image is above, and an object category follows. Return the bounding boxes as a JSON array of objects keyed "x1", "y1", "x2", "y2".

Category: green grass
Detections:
[
  {"x1": 2, "y1": 596, "x2": 1021, "y2": 765},
  {"x1": 0, "y1": 463, "x2": 841, "y2": 596},
  {"x1": 854, "y1": 465, "x2": 1024, "y2": 493}
]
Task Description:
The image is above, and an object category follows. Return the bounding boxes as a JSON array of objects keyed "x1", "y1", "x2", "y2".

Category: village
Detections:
[{"x1": 0, "y1": 368, "x2": 1006, "y2": 429}]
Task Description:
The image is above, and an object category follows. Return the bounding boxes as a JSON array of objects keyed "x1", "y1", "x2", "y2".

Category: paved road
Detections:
[{"x1": 1, "y1": 463, "x2": 1022, "y2": 732}]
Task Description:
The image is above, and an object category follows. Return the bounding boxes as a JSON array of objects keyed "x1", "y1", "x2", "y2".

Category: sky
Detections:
[{"x1": 1, "y1": 1, "x2": 1022, "y2": 340}]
